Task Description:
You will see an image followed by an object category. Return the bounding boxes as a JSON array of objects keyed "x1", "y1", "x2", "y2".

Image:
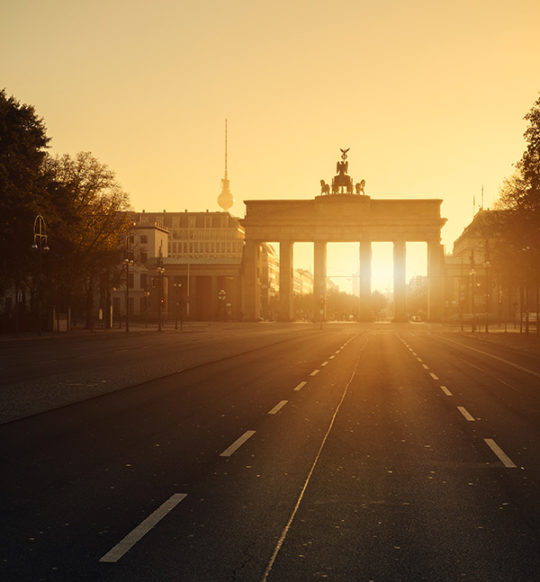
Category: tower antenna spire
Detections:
[
  {"x1": 218, "y1": 118, "x2": 234, "y2": 211},
  {"x1": 224, "y1": 118, "x2": 228, "y2": 180}
]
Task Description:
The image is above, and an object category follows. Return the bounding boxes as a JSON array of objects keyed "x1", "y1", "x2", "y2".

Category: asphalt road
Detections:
[{"x1": 1, "y1": 323, "x2": 539, "y2": 581}]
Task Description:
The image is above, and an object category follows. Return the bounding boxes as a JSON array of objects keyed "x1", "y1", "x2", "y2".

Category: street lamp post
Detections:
[
  {"x1": 173, "y1": 282, "x2": 182, "y2": 330},
  {"x1": 32, "y1": 215, "x2": 50, "y2": 335},
  {"x1": 470, "y1": 269, "x2": 476, "y2": 332},
  {"x1": 143, "y1": 288, "x2": 150, "y2": 328},
  {"x1": 123, "y1": 255, "x2": 134, "y2": 332},
  {"x1": 485, "y1": 260, "x2": 491, "y2": 334},
  {"x1": 156, "y1": 256, "x2": 165, "y2": 332}
]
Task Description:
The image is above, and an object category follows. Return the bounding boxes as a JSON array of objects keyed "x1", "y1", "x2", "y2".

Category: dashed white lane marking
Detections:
[
  {"x1": 321, "y1": 361, "x2": 328, "y2": 367},
  {"x1": 329, "y1": 355, "x2": 335, "y2": 360},
  {"x1": 429, "y1": 372, "x2": 439, "y2": 380},
  {"x1": 220, "y1": 430, "x2": 256, "y2": 457},
  {"x1": 422, "y1": 364, "x2": 430, "y2": 369},
  {"x1": 310, "y1": 369, "x2": 320, "y2": 376},
  {"x1": 440, "y1": 385, "x2": 453, "y2": 396},
  {"x1": 268, "y1": 400, "x2": 288, "y2": 415},
  {"x1": 484, "y1": 438, "x2": 517, "y2": 468},
  {"x1": 417, "y1": 358, "x2": 423, "y2": 363},
  {"x1": 294, "y1": 381, "x2": 307, "y2": 392},
  {"x1": 457, "y1": 406, "x2": 475, "y2": 422},
  {"x1": 99, "y1": 493, "x2": 187, "y2": 563}
]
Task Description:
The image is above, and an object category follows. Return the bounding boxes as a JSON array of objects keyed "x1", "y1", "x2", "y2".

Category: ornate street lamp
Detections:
[{"x1": 32, "y1": 215, "x2": 50, "y2": 335}]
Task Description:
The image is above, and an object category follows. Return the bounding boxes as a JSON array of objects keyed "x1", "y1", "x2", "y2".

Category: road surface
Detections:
[{"x1": 1, "y1": 323, "x2": 539, "y2": 581}]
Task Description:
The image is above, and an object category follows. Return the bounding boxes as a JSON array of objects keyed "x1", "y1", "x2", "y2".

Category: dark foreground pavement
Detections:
[{"x1": 1, "y1": 323, "x2": 539, "y2": 581}]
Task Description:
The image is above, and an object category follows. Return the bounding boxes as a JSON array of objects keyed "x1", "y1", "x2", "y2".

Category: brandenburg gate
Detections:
[{"x1": 241, "y1": 150, "x2": 447, "y2": 322}]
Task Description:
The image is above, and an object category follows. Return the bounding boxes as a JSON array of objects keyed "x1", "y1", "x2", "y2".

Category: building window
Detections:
[
  {"x1": 140, "y1": 274, "x2": 148, "y2": 289},
  {"x1": 140, "y1": 251, "x2": 147, "y2": 264},
  {"x1": 128, "y1": 273, "x2": 134, "y2": 288},
  {"x1": 140, "y1": 235, "x2": 148, "y2": 244}
]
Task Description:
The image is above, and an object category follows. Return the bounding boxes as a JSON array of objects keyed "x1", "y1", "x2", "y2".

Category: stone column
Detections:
[
  {"x1": 279, "y1": 240, "x2": 294, "y2": 321},
  {"x1": 314, "y1": 241, "x2": 327, "y2": 321},
  {"x1": 428, "y1": 240, "x2": 445, "y2": 322},
  {"x1": 393, "y1": 240, "x2": 407, "y2": 322},
  {"x1": 242, "y1": 239, "x2": 260, "y2": 321},
  {"x1": 359, "y1": 239, "x2": 372, "y2": 320}
]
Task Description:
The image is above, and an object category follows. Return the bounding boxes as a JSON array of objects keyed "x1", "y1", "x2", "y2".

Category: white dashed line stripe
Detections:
[
  {"x1": 321, "y1": 361, "x2": 328, "y2": 367},
  {"x1": 310, "y1": 369, "x2": 320, "y2": 376},
  {"x1": 220, "y1": 430, "x2": 256, "y2": 457},
  {"x1": 457, "y1": 406, "x2": 475, "y2": 421},
  {"x1": 99, "y1": 493, "x2": 188, "y2": 563},
  {"x1": 329, "y1": 355, "x2": 335, "y2": 360},
  {"x1": 294, "y1": 381, "x2": 307, "y2": 392},
  {"x1": 440, "y1": 385, "x2": 453, "y2": 396},
  {"x1": 422, "y1": 364, "x2": 429, "y2": 369},
  {"x1": 429, "y1": 372, "x2": 439, "y2": 380},
  {"x1": 484, "y1": 438, "x2": 517, "y2": 468},
  {"x1": 268, "y1": 400, "x2": 288, "y2": 415}
]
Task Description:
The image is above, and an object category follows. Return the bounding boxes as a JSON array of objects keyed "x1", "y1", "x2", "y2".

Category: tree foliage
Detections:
[
  {"x1": 0, "y1": 89, "x2": 50, "y2": 290},
  {"x1": 495, "y1": 95, "x2": 540, "y2": 286},
  {"x1": 43, "y1": 152, "x2": 132, "y2": 321}
]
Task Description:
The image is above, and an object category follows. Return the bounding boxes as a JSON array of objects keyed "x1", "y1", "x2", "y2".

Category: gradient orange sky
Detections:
[{"x1": 3, "y1": 0, "x2": 540, "y2": 287}]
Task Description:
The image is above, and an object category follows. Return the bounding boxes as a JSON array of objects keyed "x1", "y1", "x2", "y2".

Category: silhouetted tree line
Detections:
[
  {"x1": 0, "y1": 90, "x2": 132, "y2": 331},
  {"x1": 489, "y1": 95, "x2": 540, "y2": 329}
]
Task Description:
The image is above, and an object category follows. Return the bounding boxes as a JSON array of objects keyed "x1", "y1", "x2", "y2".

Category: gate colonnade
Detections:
[{"x1": 241, "y1": 194, "x2": 446, "y2": 322}]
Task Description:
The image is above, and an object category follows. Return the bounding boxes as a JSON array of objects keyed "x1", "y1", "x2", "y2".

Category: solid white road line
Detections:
[
  {"x1": 439, "y1": 336, "x2": 540, "y2": 379},
  {"x1": 457, "y1": 406, "x2": 475, "y2": 421},
  {"x1": 310, "y1": 369, "x2": 320, "y2": 376},
  {"x1": 484, "y1": 438, "x2": 517, "y2": 468},
  {"x1": 293, "y1": 381, "x2": 307, "y2": 392},
  {"x1": 268, "y1": 400, "x2": 288, "y2": 415},
  {"x1": 321, "y1": 361, "x2": 328, "y2": 367},
  {"x1": 220, "y1": 430, "x2": 256, "y2": 457},
  {"x1": 440, "y1": 385, "x2": 453, "y2": 396},
  {"x1": 429, "y1": 372, "x2": 439, "y2": 380},
  {"x1": 99, "y1": 493, "x2": 187, "y2": 563}
]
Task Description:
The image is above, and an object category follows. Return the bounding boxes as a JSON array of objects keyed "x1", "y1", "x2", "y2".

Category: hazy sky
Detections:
[{"x1": 3, "y1": 0, "x2": 539, "y2": 264}]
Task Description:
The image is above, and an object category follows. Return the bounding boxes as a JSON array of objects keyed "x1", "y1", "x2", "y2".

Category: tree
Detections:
[
  {"x1": 43, "y1": 152, "x2": 132, "y2": 327},
  {"x1": 0, "y1": 90, "x2": 50, "y2": 294},
  {"x1": 495, "y1": 95, "x2": 540, "y2": 331}
]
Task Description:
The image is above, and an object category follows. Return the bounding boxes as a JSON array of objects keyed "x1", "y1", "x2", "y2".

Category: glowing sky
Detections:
[{"x1": 3, "y1": 0, "x2": 539, "y2": 269}]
